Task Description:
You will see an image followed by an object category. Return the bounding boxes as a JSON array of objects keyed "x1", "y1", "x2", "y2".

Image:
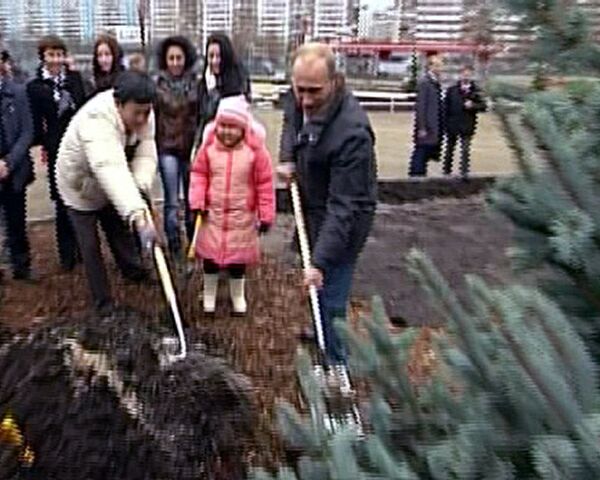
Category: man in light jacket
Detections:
[{"x1": 56, "y1": 71, "x2": 158, "y2": 314}]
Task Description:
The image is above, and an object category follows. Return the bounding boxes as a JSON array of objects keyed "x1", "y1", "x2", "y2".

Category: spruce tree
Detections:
[{"x1": 253, "y1": 1, "x2": 600, "y2": 478}]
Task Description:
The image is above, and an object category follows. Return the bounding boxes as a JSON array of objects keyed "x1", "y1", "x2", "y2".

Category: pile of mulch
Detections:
[
  {"x1": 0, "y1": 312, "x2": 254, "y2": 479},
  {"x1": 0, "y1": 223, "x2": 316, "y2": 472}
]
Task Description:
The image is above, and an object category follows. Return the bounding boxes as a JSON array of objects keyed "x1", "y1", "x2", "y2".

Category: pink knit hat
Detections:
[{"x1": 215, "y1": 95, "x2": 250, "y2": 129}]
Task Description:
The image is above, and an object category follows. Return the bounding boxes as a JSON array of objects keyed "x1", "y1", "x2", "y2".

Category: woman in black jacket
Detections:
[
  {"x1": 27, "y1": 35, "x2": 86, "y2": 271},
  {"x1": 194, "y1": 33, "x2": 250, "y2": 154}
]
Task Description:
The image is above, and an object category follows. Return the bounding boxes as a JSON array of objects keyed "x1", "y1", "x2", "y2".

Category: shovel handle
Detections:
[
  {"x1": 290, "y1": 181, "x2": 327, "y2": 353},
  {"x1": 187, "y1": 214, "x2": 203, "y2": 259},
  {"x1": 154, "y1": 245, "x2": 187, "y2": 359}
]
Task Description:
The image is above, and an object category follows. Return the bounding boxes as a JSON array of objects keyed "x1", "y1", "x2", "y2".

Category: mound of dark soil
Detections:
[{"x1": 0, "y1": 312, "x2": 254, "y2": 480}]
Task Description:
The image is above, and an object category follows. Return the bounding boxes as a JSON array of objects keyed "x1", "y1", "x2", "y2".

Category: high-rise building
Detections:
[
  {"x1": 202, "y1": 0, "x2": 234, "y2": 49},
  {"x1": 149, "y1": 0, "x2": 202, "y2": 45},
  {"x1": 414, "y1": 0, "x2": 464, "y2": 41},
  {"x1": 312, "y1": 0, "x2": 352, "y2": 40},
  {"x1": 0, "y1": 0, "x2": 138, "y2": 43}
]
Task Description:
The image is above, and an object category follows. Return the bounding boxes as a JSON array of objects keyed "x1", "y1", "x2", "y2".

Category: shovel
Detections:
[
  {"x1": 140, "y1": 196, "x2": 188, "y2": 362},
  {"x1": 289, "y1": 180, "x2": 362, "y2": 433},
  {"x1": 153, "y1": 243, "x2": 188, "y2": 361}
]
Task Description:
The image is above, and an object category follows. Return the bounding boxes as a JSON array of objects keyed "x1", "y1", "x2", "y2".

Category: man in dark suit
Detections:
[
  {"x1": 27, "y1": 35, "x2": 86, "y2": 271},
  {"x1": 409, "y1": 53, "x2": 445, "y2": 177},
  {"x1": 0, "y1": 50, "x2": 34, "y2": 281},
  {"x1": 443, "y1": 65, "x2": 487, "y2": 178}
]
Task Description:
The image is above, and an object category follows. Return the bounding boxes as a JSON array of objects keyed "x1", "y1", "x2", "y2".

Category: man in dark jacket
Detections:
[
  {"x1": 0, "y1": 51, "x2": 34, "y2": 281},
  {"x1": 278, "y1": 43, "x2": 377, "y2": 368},
  {"x1": 408, "y1": 53, "x2": 444, "y2": 177},
  {"x1": 27, "y1": 35, "x2": 86, "y2": 271},
  {"x1": 443, "y1": 65, "x2": 486, "y2": 178}
]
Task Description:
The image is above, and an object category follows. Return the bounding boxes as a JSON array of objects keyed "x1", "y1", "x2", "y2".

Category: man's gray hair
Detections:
[{"x1": 291, "y1": 43, "x2": 336, "y2": 79}]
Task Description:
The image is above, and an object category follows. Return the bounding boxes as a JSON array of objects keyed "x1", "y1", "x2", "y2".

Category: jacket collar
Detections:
[{"x1": 296, "y1": 88, "x2": 346, "y2": 146}]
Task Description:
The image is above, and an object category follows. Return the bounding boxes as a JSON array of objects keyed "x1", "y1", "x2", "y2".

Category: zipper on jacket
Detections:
[{"x1": 219, "y1": 150, "x2": 233, "y2": 264}]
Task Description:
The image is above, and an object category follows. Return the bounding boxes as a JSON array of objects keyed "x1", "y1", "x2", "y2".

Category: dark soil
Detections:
[
  {"x1": 0, "y1": 188, "x2": 516, "y2": 474},
  {"x1": 0, "y1": 222, "x2": 312, "y2": 473},
  {"x1": 0, "y1": 312, "x2": 254, "y2": 479},
  {"x1": 354, "y1": 194, "x2": 515, "y2": 325}
]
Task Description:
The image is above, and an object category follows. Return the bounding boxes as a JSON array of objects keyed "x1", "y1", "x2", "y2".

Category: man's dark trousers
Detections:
[
  {"x1": 409, "y1": 144, "x2": 440, "y2": 177},
  {"x1": 444, "y1": 133, "x2": 472, "y2": 177},
  {"x1": 0, "y1": 188, "x2": 31, "y2": 276},
  {"x1": 68, "y1": 206, "x2": 146, "y2": 311}
]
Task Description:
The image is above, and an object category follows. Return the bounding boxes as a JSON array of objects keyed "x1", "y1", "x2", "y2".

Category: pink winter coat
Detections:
[{"x1": 189, "y1": 128, "x2": 275, "y2": 266}]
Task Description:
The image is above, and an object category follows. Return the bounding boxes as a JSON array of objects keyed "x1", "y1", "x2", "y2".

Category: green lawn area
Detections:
[
  {"x1": 27, "y1": 109, "x2": 516, "y2": 220},
  {"x1": 254, "y1": 109, "x2": 516, "y2": 179}
]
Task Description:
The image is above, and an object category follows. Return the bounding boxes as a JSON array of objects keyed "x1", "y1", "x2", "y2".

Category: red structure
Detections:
[{"x1": 328, "y1": 40, "x2": 502, "y2": 58}]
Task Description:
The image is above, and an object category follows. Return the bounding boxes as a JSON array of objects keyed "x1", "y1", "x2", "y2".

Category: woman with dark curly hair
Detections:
[
  {"x1": 91, "y1": 34, "x2": 123, "y2": 95},
  {"x1": 154, "y1": 35, "x2": 200, "y2": 258}
]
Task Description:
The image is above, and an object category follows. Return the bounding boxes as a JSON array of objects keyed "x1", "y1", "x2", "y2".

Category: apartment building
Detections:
[
  {"x1": 312, "y1": 0, "x2": 352, "y2": 40},
  {"x1": 149, "y1": 0, "x2": 201, "y2": 45}
]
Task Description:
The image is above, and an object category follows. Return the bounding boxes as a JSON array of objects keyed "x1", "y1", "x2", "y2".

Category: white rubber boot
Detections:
[
  {"x1": 229, "y1": 277, "x2": 247, "y2": 316},
  {"x1": 202, "y1": 273, "x2": 219, "y2": 314}
]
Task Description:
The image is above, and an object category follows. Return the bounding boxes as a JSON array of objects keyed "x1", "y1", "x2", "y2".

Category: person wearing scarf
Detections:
[
  {"x1": 154, "y1": 35, "x2": 200, "y2": 259},
  {"x1": 27, "y1": 35, "x2": 86, "y2": 271},
  {"x1": 195, "y1": 33, "x2": 251, "y2": 154}
]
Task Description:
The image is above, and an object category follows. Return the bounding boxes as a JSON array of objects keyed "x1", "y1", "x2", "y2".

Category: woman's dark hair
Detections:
[
  {"x1": 157, "y1": 35, "x2": 197, "y2": 72},
  {"x1": 37, "y1": 35, "x2": 67, "y2": 61},
  {"x1": 113, "y1": 71, "x2": 156, "y2": 104},
  {"x1": 202, "y1": 32, "x2": 246, "y2": 96},
  {"x1": 93, "y1": 34, "x2": 122, "y2": 78}
]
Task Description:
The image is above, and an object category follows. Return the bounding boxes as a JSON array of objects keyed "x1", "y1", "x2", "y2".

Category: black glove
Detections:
[{"x1": 258, "y1": 222, "x2": 271, "y2": 234}]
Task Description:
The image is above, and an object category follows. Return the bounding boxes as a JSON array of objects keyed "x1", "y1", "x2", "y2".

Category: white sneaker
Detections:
[
  {"x1": 229, "y1": 277, "x2": 247, "y2": 315},
  {"x1": 202, "y1": 273, "x2": 219, "y2": 314}
]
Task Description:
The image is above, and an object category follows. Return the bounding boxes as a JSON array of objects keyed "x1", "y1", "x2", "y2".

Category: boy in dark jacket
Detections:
[
  {"x1": 0, "y1": 50, "x2": 34, "y2": 281},
  {"x1": 27, "y1": 35, "x2": 86, "y2": 271},
  {"x1": 443, "y1": 65, "x2": 486, "y2": 178}
]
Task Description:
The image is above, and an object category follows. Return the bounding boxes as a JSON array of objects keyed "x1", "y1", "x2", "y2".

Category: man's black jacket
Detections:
[{"x1": 280, "y1": 87, "x2": 377, "y2": 271}]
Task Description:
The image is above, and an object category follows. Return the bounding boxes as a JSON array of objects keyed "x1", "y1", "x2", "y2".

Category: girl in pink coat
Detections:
[{"x1": 189, "y1": 95, "x2": 275, "y2": 315}]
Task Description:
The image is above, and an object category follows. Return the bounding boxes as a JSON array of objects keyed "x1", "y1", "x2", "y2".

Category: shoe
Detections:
[
  {"x1": 229, "y1": 277, "x2": 247, "y2": 316},
  {"x1": 202, "y1": 273, "x2": 219, "y2": 314},
  {"x1": 329, "y1": 364, "x2": 354, "y2": 396},
  {"x1": 123, "y1": 268, "x2": 157, "y2": 285},
  {"x1": 94, "y1": 300, "x2": 116, "y2": 318}
]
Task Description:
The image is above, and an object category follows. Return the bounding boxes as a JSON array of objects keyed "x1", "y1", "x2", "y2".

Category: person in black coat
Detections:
[
  {"x1": 27, "y1": 35, "x2": 86, "y2": 271},
  {"x1": 443, "y1": 65, "x2": 487, "y2": 178},
  {"x1": 278, "y1": 43, "x2": 377, "y2": 367},
  {"x1": 0, "y1": 52, "x2": 34, "y2": 281},
  {"x1": 408, "y1": 53, "x2": 445, "y2": 177}
]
